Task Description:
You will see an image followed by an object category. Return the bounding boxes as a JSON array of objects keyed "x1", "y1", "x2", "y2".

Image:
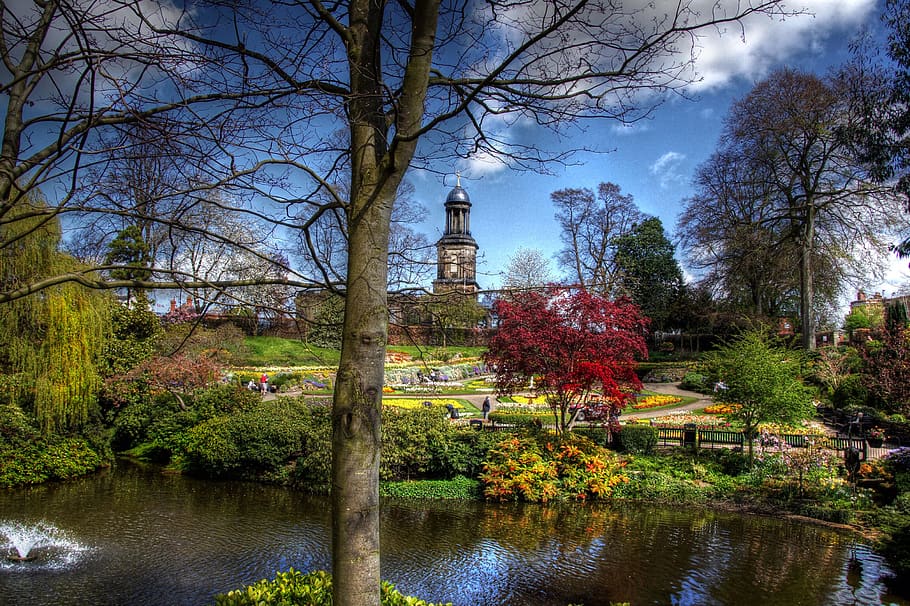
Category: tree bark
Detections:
[{"x1": 332, "y1": 1, "x2": 439, "y2": 603}]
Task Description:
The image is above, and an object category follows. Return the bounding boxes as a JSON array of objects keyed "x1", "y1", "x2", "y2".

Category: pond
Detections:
[{"x1": 0, "y1": 460, "x2": 905, "y2": 606}]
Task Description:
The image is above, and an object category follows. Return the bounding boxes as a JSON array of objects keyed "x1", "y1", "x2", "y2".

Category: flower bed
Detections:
[
  {"x1": 631, "y1": 394, "x2": 682, "y2": 410},
  {"x1": 703, "y1": 403, "x2": 741, "y2": 414},
  {"x1": 383, "y1": 398, "x2": 469, "y2": 410}
]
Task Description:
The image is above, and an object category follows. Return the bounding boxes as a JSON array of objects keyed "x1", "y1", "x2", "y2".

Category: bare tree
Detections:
[
  {"x1": 711, "y1": 68, "x2": 902, "y2": 348},
  {"x1": 3, "y1": 1, "x2": 798, "y2": 603},
  {"x1": 502, "y1": 246, "x2": 554, "y2": 292},
  {"x1": 553, "y1": 182, "x2": 644, "y2": 295}
]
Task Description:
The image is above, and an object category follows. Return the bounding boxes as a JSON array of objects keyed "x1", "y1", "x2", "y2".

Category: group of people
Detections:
[{"x1": 247, "y1": 373, "x2": 272, "y2": 394}]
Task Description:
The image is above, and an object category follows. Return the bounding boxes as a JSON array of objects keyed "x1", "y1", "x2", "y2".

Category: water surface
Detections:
[{"x1": 0, "y1": 460, "x2": 904, "y2": 605}]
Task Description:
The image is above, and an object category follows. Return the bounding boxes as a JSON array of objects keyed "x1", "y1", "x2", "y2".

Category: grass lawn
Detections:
[{"x1": 241, "y1": 336, "x2": 341, "y2": 367}]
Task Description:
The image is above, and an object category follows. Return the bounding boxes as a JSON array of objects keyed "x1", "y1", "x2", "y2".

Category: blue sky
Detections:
[{"x1": 410, "y1": 0, "x2": 910, "y2": 301}]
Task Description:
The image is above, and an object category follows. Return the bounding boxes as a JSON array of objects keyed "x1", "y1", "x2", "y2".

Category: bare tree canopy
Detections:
[
  {"x1": 679, "y1": 67, "x2": 903, "y2": 348},
  {"x1": 502, "y1": 246, "x2": 554, "y2": 291},
  {"x1": 553, "y1": 181, "x2": 644, "y2": 295}
]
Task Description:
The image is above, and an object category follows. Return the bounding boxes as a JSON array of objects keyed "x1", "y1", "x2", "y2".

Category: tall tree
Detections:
[
  {"x1": 2, "y1": 2, "x2": 796, "y2": 603},
  {"x1": 613, "y1": 217, "x2": 683, "y2": 332},
  {"x1": 0, "y1": 197, "x2": 109, "y2": 433},
  {"x1": 485, "y1": 288, "x2": 648, "y2": 433},
  {"x1": 553, "y1": 182, "x2": 644, "y2": 295},
  {"x1": 686, "y1": 68, "x2": 900, "y2": 349}
]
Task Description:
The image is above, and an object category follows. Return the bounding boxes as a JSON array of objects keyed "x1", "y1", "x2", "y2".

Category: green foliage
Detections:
[
  {"x1": 844, "y1": 304, "x2": 884, "y2": 334},
  {"x1": 703, "y1": 329, "x2": 815, "y2": 459},
  {"x1": 183, "y1": 398, "x2": 312, "y2": 476},
  {"x1": 480, "y1": 433, "x2": 627, "y2": 502},
  {"x1": 488, "y1": 411, "x2": 549, "y2": 427},
  {"x1": 679, "y1": 371, "x2": 712, "y2": 393},
  {"x1": 99, "y1": 301, "x2": 160, "y2": 377},
  {"x1": 0, "y1": 404, "x2": 106, "y2": 487},
  {"x1": 380, "y1": 475, "x2": 482, "y2": 499},
  {"x1": 379, "y1": 406, "x2": 457, "y2": 480},
  {"x1": 214, "y1": 569, "x2": 452, "y2": 606},
  {"x1": 0, "y1": 197, "x2": 110, "y2": 433},
  {"x1": 104, "y1": 225, "x2": 152, "y2": 282},
  {"x1": 192, "y1": 383, "x2": 262, "y2": 417},
  {"x1": 618, "y1": 424, "x2": 658, "y2": 454},
  {"x1": 613, "y1": 216, "x2": 684, "y2": 331},
  {"x1": 831, "y1": 374, "x2": 869, "y2": 408}
]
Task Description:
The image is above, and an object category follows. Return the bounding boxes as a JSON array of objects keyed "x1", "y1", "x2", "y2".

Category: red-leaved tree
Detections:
[{"x1": 485, "y1": 288, "x2": 649, "y2": 433}]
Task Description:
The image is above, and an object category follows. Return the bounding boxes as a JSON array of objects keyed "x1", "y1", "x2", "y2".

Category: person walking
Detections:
[
  {"x1": 260, "y1": 373, "x2": 269, "y2": 395},
  {"x1": 482, "y1": 395, "x2": 491, "y2": 420}
]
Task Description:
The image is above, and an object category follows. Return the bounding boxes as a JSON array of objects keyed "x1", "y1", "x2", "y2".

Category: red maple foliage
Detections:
[{"x1": 485, "y1": 288, "x2": 649, "y2": 433}]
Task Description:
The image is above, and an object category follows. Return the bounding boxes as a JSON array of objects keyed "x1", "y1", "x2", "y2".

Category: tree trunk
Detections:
[
  {"x1": 331, "y1": 187, "x2": 393, "y2": 606},
  {"x1": 799, "y1": 206, "x2": 816, "y2": 350}
]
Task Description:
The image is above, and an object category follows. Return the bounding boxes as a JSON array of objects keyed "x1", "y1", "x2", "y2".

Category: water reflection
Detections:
[{"x1": 0, "y1": 460, "x2": 903, "y2": 606}]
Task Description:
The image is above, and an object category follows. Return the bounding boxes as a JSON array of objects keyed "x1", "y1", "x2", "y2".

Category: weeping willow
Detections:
[{"x1": 0, "y1": 196, "x2": 110, "y2": 433}]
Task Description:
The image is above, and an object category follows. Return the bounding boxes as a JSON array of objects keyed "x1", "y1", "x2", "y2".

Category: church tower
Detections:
[{"x1": 433, "y1": 176, "x2": 479, "y2": 296}]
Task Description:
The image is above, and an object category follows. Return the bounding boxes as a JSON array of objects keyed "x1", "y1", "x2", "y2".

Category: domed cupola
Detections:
[
  {"x1": 433, "y1": 175, "x2": 479, "y2": 296},
  {"x1": 446, "y1": 185, "x2": 471, "y2": 204}
]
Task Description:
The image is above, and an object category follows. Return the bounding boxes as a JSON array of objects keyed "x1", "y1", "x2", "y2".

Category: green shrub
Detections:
[
  {"x1": 610, "y1": 470, "x2": 709, "y2": 503},
  {"x1": 0, "y1": 407, "x2": 106, "y2": 487},
  {"x1": 182, "y1": 399, "x2": 312, "y2": 477},
  {"x1": 831, "y1": 374, "x2": 869, "y2": 409},
  {"x1": 488, "y1": 411, "x2": 546, "y2": 427},
  {"x1": 214, "y1": 569, "x2": 451, "y2": 606},
  {"x1": 288, "y1": 404, "x2": 332, "y2": 493},
  {"x1": 193, "y1": 384, "x2": 261, "y2": 418},
  {"x1": 618, "y1": 424, "x2": 658, "y2": 454},
  {"x1": 381, "y1": 405, "x2": 453, "y2": 481},
  {"x1": 679, "y1": 371, "x2": 711, "y2": 393},
  {"x1": 380, "y1": 475, "x2": 482, "y2": 499},
  {"x1": 425, "y1": 427, "x2": 500, "y2": 479}
]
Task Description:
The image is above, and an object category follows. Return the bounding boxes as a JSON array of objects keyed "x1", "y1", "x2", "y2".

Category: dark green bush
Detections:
[
  {"x1": 214, "y1": 569, "x2": 451, "y2": 606},
  {"x1": 182, "y1": 398, "x2": 312, "y2": 477},
  {"x1": 193, "y1": 384, "x2": 261, "y2": 418},
  {"x1": 381, "y1": 405, "x2": 454, "y2": 481},
  {"x1": 574, "y1": 427, "x2": 611, "y2": 447},
  {"x1": 426, "y1": 427, "x2": 500, "y2": 479},
  {"x1": 679, "y1": 372, "x2": 711, "y2": 393},
  {"x1": 618, "y1": 424, "x2": 658, "y2": 454},
  {"x1": 488, "y1": 411, "x2": 546, "y2": 427},
  {"x1": 831, "y1": 374, "x2": 869, "y2": 409},
  {"x1": 0, "y1": 405, "x2": 107, "y2": 487},
  {"x1": 288, "y1": 404, "x2": 332, "y2": 493}
]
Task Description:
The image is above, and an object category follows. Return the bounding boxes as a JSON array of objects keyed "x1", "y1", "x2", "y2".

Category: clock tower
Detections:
[{"x1": 433, "y1": 176, "x2": 479, "y2": 296}]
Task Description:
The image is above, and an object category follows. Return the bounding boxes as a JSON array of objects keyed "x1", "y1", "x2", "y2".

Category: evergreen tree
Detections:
[{"x1": 614, "y1": 217, "x2": 683, "y2": 332}]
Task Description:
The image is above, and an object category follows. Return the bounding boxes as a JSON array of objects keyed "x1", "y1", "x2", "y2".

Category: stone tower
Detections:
[{"x1": 433, "y1": 176, "x2": 479, "y2": 296}]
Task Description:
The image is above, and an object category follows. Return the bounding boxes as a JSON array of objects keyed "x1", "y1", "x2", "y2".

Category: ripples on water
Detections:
[{"x1": 0, "y1": 461, "x2": 905, "y2": 606}]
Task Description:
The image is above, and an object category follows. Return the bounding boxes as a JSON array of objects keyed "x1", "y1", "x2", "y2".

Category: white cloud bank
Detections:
[{"x1": 687, "y1": 0, "x2": 877, "y2": 91}]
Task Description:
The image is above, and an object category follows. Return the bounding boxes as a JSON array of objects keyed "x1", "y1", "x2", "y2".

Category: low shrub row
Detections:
[{"x1": 214, "y1": 569, "x2": 451, "y2": 606}]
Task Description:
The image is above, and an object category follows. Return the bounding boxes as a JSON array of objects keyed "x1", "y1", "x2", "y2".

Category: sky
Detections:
[{"x1": 408, "y1": 0, "x2": 910, "y2": 304}]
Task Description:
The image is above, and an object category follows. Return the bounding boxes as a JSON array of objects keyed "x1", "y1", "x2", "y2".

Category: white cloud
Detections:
[
  {"x1": 687, "y1": 0, "x2": 877, "y2": 91},
  {"x1": 649, "y1": 151, "x2": 687, "y2": 188}
]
